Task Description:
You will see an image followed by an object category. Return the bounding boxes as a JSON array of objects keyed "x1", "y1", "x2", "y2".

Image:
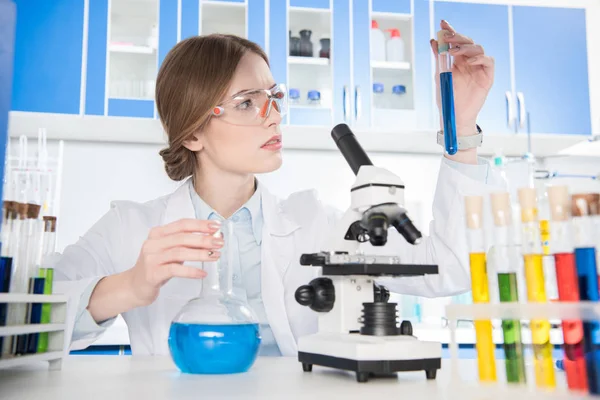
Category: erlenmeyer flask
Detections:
[{"x1": 168, "y1": 222, "x2": 261, "y2": 374}]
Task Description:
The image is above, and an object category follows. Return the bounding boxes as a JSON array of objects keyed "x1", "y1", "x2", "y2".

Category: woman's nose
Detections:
[{"x1": 265, "y1": 99, "x2": 283, "y2": 125}]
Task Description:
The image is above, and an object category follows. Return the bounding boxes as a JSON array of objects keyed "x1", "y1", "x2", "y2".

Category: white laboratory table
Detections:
[{"x1": 0, "y1": 356, "x2": 589, "y2": 400}]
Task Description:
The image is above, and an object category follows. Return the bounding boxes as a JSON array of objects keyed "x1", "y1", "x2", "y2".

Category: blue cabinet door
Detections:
[
  {"x1": 413, "y1": 0, "x2": 434, "y2": 130},
  {"x1": 85, "y1": 0, "x2": 108, "y2": 116},
  {"x1": 332, "y1": 0, "x2": 351, "y2": 125},
  {"x1": 434, "y1": 2, "x2": 513, "y2": 134},
  {"x1": 0, "y1": 0, "x2": 16, "y2": 202},
  {"x1": 513, "y1": 6, "x2": 591, "y2": 135},
  {"x1": 351, "y1": 0, "x2": 369, "y2": 127},
  {"x1": 12, "y1": 0, "x2": 85, "y2": 114}
]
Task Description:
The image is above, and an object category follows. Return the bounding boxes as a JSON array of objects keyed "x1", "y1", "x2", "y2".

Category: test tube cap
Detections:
[
  {"x1": 26, "y1": 203, "x2": 41, "y2": 219},
  {"x1": 518, "y1": 187, "x2": 538, "y2": 222},
  {"x1": 547, "y1": 185, "x2": 570, "y2": 221},
  {"x1": 16, "y1": 202, "x2": 28, "y2": 219},
  {"x1": 42, "y1": 216, "x2": 57, "y2": 232},
  {"x1": 437, "y1": 30, "x2": 450, "y2": 53},
  {"x1": 490, "y1": 192, "x2": 511, "y2": 227},
  {"x1": 571, "y1": 193, "x2": 600, "y2": 217},
  {"x1": 464, "y1": 195, "x2": 483, "y2": 229}
]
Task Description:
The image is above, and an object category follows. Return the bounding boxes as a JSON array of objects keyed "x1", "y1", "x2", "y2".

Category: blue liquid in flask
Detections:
[
  {"x1": 168, "y1": 322, "x2": 261, "y2": 374},
  {"x1": 440, "y1": 71, "x2": 458, "y2": 155}
]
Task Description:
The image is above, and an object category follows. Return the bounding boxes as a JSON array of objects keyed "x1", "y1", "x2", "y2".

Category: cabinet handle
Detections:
[
  {"x1": 343, "y1": 85, "x2": 350, "y2": 122},
  {"x1": 516, "y1": 92, "x2": 526, "y2": 129},
  {"x1": 505, "y1": 91, "x2": 515, "y2": 129},
  {"x1": 354, "y1": 86, "x2": 361, "y2": 121}
]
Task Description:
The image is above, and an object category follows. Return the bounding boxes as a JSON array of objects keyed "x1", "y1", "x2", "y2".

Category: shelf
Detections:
[
  {"x1": 0, "y1": 324, "x2": 66, "y2": 337},
  {"x1": 290, "y1": 105, "x2": 331, "y2": 111},
  {"x1": 288, "y1": 56, "x2": 330, "y2": 66},
  {"x1": 0, "y1": 294, "x2": 68, "y2": 304},
  {"x1": 109, "y1": 44, "x2": 155, "y2": 55},
  {"x1": 108, "y1": 96, "x2": 154, "y2": 101},
  {"x1": 371, "y1": 60, "x2": 411, "y2": 70},
  {"x1": 0, "y1": 351, "x2": 63, "y2": 369},
  {"x1": 202, "y1": 0, "x2": 245, "y2": 9},
  {"x1": 371, "y1": 11, "x2": 412, "y2": 21},
  {"x1": 289, "y1": 6, "x2": 330, "y2": 14}
]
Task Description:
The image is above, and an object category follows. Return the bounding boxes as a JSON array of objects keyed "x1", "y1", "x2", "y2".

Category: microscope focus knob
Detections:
[{"x1": 295, "y1": 278, "x2": 335, "y2": 312}]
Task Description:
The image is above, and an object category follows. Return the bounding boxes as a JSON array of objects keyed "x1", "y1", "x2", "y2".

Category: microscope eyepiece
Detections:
[
  {"x1": 331, "y1": 123, "x2": 373, "y2": 176},
  {"x1": 393, "y1": 214, "x2": 422, "y2": 245},
  {"x1": 366, "y1": 213, "x2": 389, "y2": 246}
]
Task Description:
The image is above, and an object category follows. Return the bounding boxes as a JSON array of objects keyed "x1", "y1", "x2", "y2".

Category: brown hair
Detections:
[{"x1": 155, "y1": 34, "x2": 269, "y2": 181}]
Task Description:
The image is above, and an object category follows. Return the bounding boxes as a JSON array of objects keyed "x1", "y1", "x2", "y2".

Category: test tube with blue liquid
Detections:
[{"x1": 437, "y1": 31, "x2": 458, "y2": 155}]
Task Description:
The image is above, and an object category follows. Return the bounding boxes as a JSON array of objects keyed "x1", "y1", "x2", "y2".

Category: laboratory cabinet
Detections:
[
  {"x1": 9, "y1": 0, "x2": 597, "y2": 136},
  {"x1": 88, "y1": 0, "x2": 265, "y2": 118},
  {"x1": 269, "y1": 0, "x2": 432, "y2": 130},
  {"x1": 434, "y1": 0, "x2": 592, "y2": 136},
  {"x1": 11, "y1": 0, "x2": 85, "y2": 115}
]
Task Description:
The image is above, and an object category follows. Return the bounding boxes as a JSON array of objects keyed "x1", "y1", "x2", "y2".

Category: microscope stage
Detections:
[{"x1": 298, "y1": 332, "x2": 441, "y2": 382}]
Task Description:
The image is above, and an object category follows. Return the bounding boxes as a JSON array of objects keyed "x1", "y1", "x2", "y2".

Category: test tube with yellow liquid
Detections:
[
  {"x1": 518, "y1": 188, "x2": 556, "y2": 389},
  {"x1": 465, "y1": 196, "x2": 496, "y2": 382}
]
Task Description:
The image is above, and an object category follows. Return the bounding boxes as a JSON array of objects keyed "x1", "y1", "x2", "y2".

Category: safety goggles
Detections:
[{"x1": 211, "y1": 83, "x2": 288, "y2": 126}]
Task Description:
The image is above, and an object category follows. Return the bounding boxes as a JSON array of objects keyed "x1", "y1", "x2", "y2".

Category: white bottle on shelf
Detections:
[
  {"x1": 385, "y1": 29, "x2": 405, "y2": 62},
  {"x1": 370, "y1": 20, "x2": 386, "y2": 62}
]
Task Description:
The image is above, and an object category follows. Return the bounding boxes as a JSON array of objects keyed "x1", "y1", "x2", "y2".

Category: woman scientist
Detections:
[{"x1": 55, "y1": 20, "x2": 497, "y2": 356}]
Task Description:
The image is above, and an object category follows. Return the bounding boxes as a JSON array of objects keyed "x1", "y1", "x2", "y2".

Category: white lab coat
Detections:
[{"x1": 54, "y1": 159, "x2": 499, "y2": 356}]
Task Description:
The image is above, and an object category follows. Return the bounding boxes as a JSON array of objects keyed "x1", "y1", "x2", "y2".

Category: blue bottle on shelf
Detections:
[
  {"x1": 289, "y1": 88, "x2": 301, "y2": 105},
  {"x1": 307, "y1": 90, "x2": 321, "y2": 106},
  {"x1": 373, "y1": 82, "x2": 385, "y2": 109}
]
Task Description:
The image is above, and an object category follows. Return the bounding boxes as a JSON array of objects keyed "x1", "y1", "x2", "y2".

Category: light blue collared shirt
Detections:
[{"x1": 189, "y1": 182, "x2": 282, "y2": 357}]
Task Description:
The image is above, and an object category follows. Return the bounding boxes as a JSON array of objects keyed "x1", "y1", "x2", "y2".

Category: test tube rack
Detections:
[
  {"x1": 0, "y1": 293, "x2": 68, "y2": 370},
  {"x1": 445, "y1": 302, "x2": 600, "y2": 399}
]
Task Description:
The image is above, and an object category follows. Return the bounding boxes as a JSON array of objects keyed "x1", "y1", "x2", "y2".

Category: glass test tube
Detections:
[
  {"x1": 518, "y1": 188, "x2": 556, "y2": 389},
  {"x1": 37, "y1": 216, "x2": 57, "y2": 353},
  {"x1": 548, "y1": 186, "x2": 588, "y2": 392},
  {"x1": 15, "y1": 203, "x2": 42, "y2": 355},
  {"x1": 572, "y1": 193, "x2": 600, "y2": 394},
  {"x1": 0, "y1": 201, "x2": 15, "y2": 357},
  {"x1": 464, "y1": 196, "x2": 497, "y2": 382},
  {"x1": 490, "y1": 192, "x2": 526, "y2": 384},
  {"x1": 437, "y1": 30, "x2": 457, "y2": 156},
  {"x1": 4, "y1": 203, "x2": 29, "y2": 356}
]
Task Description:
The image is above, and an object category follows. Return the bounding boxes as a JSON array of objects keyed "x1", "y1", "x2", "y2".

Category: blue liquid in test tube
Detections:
[
  {"x1": 438, "y1": 31, "x2": 457, "y2": 155},
  {"x1": 572, "y1": 194, "x2": 600, "y2": 394}
]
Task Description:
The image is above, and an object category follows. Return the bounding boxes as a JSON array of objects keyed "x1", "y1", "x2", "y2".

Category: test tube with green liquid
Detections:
[
  {"x1": 491, "y1": 192, "x2": 526, "y2": 384},
  {"x1": 37, "y1": 216, "x2": 57, "y2": 353}
]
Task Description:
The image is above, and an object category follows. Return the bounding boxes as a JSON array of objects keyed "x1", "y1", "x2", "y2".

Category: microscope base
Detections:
[{"x1": 297, "y1": 332, "x2": 442, "y2": 382}]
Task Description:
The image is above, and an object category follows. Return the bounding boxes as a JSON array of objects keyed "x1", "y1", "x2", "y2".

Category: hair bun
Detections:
[{"x1": 159, "y1": 145, "x2": 196, "y2": 181}]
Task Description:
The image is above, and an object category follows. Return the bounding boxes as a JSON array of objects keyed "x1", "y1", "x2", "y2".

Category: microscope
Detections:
[{"x1": 294, "y1": 124, "x2": 442, "y2": 383}]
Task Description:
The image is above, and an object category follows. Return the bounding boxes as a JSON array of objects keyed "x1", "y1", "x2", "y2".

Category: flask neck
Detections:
[{"x1": 202, "y1": 221, "x2": 234, "y2": 296}]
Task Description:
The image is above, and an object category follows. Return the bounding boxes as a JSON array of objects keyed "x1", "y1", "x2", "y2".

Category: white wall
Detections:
[
  {"x1": 50, "y1": 140, "x2": 444, "y2": 252},
  {"x1": 45, "y1": 140, "x2": 600, "y2": 254}
]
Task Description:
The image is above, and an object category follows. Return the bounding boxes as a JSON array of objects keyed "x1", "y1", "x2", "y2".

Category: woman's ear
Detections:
[{"x1": 183, "y1": 131, "x2": 203, "y2": 152}]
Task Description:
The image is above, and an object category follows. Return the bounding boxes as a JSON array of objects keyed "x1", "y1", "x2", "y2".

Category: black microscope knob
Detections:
[
  {"x1": 295, "y1": 278, "x2": 335, "y2": 312},
  {"x1": 299, "y1": 253, "x2": 326, "y2": 266},
  {"x1": 400, "y1": 320, "x2": 413, "y2": 336},
  {"x1": 295, "y1": 285, "x2": 315, "y2": 306}
]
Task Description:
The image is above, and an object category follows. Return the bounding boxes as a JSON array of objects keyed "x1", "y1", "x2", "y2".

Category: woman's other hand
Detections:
[{"x1": 430, "y1": 20, "x2": 495, "y2": 163}]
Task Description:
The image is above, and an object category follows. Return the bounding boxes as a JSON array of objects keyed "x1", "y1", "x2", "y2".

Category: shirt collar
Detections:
[{"x1": 188, "y1": 180, "x2": 263, "y2": 244}]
